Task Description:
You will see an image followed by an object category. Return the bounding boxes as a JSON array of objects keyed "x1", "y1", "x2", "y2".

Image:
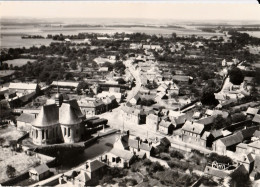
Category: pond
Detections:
[{"x1": 57, "y1": 133, "x2": 120, "y2": 172}]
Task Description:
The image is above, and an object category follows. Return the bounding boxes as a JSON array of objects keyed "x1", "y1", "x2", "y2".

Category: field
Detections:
[
  {"x1": 1, "y1": 36, "x2": 54, "y2": 49},
  {"x1": 3, "y1": 58, "x2": 36, "y2": 67},
  {"x1": 0, "y1": 147, "x2": 41, "y2": 183},
  {"x1": 240, "y1": 31, "x2": 260, "y2": 38},
  {"x1": 1, "y1": 25, "x2": 224, "y2": 49}
]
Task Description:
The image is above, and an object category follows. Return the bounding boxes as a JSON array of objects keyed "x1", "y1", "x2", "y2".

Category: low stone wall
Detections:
[{"x1": 0, "y1": 171, "x2": 29, "y2": 186}]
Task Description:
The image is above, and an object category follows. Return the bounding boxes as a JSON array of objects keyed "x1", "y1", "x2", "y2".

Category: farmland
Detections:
[{"x1": 3, "y1": 58, "x2": 36, "y2": 67}]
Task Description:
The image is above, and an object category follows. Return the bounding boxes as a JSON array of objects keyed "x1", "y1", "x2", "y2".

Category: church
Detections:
[{"x1": 30, "y1": 93, "x2": 86, "y2": 145}]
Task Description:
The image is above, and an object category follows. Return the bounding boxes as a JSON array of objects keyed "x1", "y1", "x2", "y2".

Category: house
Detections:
[
  {"x1": 121, "y1": 106, "x2": 145, "y2": 125},
  {"x1": 129, "y1": 94, "x2": 141, "y2": 105},
  {"x1": 75, "y1": 160, "x2": 106, "y2": 186},
  {"x1": 113, "y1": 132, "x2": 129, "y2": 150},
  {"x1": 146, "y1": 114, "x2": 160, "y2": 132},
  {"x1": 250, "y1": 156, "x2": 260, "y2": 180},
  {"x1": 129, "y1": 138, "x2": 140, "y2": 153},
  {"x1": 236, "y1": 143, "x2": 248, "y2": 154},
  {"x1": 9, "y1": 82, "x2": 40, "y2": 93},
  {"x1": 212, "y1": 133, "x2": 243, "y2": 155},
  {"x1": 172, "y1": 75, "x2": 192, "y2": 83},
  {"x1": 181, "y1": 121, "x2": 206, "y2": 147},
  {"x1": 16, "y1": 113, "x2": 36, "y2": 132},
  {"x1": 109, "y1": 87, "x2": 121, "y2": 93},
  {"x1": 51, "y1": 81, "x2": 79, "y2": 92},
  {"x1": 168, "y1": 110, "x2": 184, "y2": 121},
  {"x1": 171, "y1": 114, "x2": 188, "y2": 129},
  {"x1": 253, "y1": 114, "x2": 260, "y2": 125},
  {"x1": 247, "y1": 141, "x2": 260, "y2": 155},
  {"x1": 207, "y1": 129, "x2": 232, "y2": 148},
  {"x1": 246, "y1": 107, "x2": 259, "y2": 117},
  {"x1": 97, "y1": 91, "x2": 122, "y2": 103},
  {"x1": 193, "y1": 112, "x2": 201, "y2": 119},
  {"x1": 103, "y1": 148, "x2": 135, "y2": 168},
  {"x1": 237, "y1": 153, "x2": 254, "y2": 172},
  {"x1": 139, "y1": 142, "x2": 154, "y2": 158},
  {"x1": 168, "y1": 83, "x2": 180, "y2": 96},
  {"x1": 204, "y1": 165, "x2": 231, "y2": 179},
  {"x1": 29, "y1": 164, "x2": 50, "y2": 181},
  {"x1": 158, "y1": 120, "x2": 174, "y2": 135}
]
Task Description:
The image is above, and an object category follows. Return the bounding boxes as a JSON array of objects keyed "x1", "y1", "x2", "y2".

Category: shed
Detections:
[{"x1": 29, "y1": 164, "x2": 50, "y2": 181}]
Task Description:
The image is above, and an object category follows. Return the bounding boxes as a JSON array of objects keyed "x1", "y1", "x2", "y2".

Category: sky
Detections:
[{"x1": 0, "y1": 2, "x2": 260, "y2": 21}]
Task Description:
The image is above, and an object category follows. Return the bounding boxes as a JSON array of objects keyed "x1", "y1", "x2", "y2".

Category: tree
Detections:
[
  {"x1": 211, "y1": 115, "x2": 232, "y2": 130},
  {"x1": 231, "y1": 113, "x2": 246, "y2": 123},
  {"x1": 229, "y1": 166, "x2": 251, "y2": 187},
  {"x1": 6, "y1": 165, "x2": 16, "y2": 178},
  {"x1": 70, "y1": 61, "x2": 77, "y2": 70},
  {"x1": 201, "y1": 88, "x2": 219, "y2": 106},
  {"x1": 229, "y1": 67, "x2": 244, "y2": 85}
]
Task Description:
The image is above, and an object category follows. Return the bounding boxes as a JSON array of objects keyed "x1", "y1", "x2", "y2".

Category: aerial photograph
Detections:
[{"x1": 0, "y1": 2, "x2": 260, "y2": 187}]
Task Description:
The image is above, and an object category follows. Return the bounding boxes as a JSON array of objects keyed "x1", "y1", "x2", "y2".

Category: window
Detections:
[
  {"x1": 64, "y1": 128, "x2": 66, "y2": 136},
  {"x1": 36, "y1": 130, "x2": 38, "y2": 138},
  {"x1": 76, "y1": 130, "x2": 78, "y2": 135},
  {"x1": 56, "y1": 127, "x2": 58, "y2": 136},
  {"x1": 112, "y1": 157, "x2": 116, "y2": 162},
  {"x1": 53, "y1": 128, "x2": 55, "y2": 137},
  {"x1": 46, "y1": 130, "x2": 48, "y2": 139},
  {"x1": 42, "y1": 130, "x2": 44, "y2": 139},
  {"x1": 68, "y1": 128, "x2": 71, "y2": 137}
]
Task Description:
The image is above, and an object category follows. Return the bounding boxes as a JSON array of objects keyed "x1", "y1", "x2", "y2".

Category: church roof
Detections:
[
  {"x1": 59, "y1": 103, "x2": 82, "y2": 125},
  {"x1": 32, "y1": 104, "x2": 59, "y2": 127}
]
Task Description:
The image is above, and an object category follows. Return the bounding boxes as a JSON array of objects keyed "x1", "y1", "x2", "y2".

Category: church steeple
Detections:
[{"x1": 55, "y1": 81, "x2": 63, "y2": 107}]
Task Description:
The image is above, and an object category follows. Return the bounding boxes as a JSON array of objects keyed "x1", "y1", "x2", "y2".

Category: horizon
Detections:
[{"x1": 1, "y1": 2, "x2": 260, "y2": 22}]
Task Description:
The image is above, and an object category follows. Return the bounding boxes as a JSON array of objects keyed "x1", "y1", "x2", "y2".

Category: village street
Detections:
[{"x1": 98, "y1": 60, "x2": 164, "y2": 140}]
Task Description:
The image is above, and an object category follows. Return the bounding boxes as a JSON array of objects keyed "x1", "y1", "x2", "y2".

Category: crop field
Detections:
[{"x1": 3, "y1": 58, "x2": 36, "y2": 67}]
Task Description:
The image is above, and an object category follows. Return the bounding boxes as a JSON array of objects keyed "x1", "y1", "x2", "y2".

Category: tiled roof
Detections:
[
  {"x1": 51, "y1": 81, "x2": 79, "y2": 88},
  {"x1": 196, "y1": 116, "x2": 215, "y2": 125},
  {"x1": 253, "y1": 114, "x2": 260, "y2": 123},
  {"x1": 159, "y1": 120, "x2": 173, "y2": 128},
  {"x1": 9, "y1": 83, "x2": 38, "y2": 90},
  {"x1": 75, "y1": 171, "x2": 90, "y2": 183},
  {"x1": 147, "y1": 114, "x2": 159, "y2": 121},
  {"x1": 17, "y1": 113, "x2": 35, "y2": 123},
  {"x1": 110, "y1": 148, "x2": 134, "y2": 160},
  {"x1": 246, "y1": 107, "x2": 259, "y2": 115},
  {"x1": 139, "y1": 143, "x2": 153, "y2": 151},
  {"x1": 129, "y1": 139, "x2": 139, "y2": 149},
  {"x1": 32, "y1": 104, "x2": 59, "y2": 127},
  {"x1": 219, "y1": 133, "x2": 243, "y2": 147},
  {"x1": 66, "y1": 99, "x2": 84, "y2": 118},
  {"x1": 30, "y1": 164, "x2": 49, "y2": 175},
  {"x1": 87, "y1": 160, "x2": 106, "y2": 172},
  {"x1": 182, "y1": 121, "x2": 204, "y2": 135}
]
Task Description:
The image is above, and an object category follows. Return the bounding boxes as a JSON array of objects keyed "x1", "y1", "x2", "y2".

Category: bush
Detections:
[
  {"x1": 6, "y1": 165, "x2": 16, "y2": 178},
  {"x1": 208, "y1": 153, "x2": 233, "y2": 165},
  {"x1": 147, "y1": 162, "x2": 164, "y2": 173},
  {"x1": 170, "y1": 150, "x2": 184, "y2": 159},
  {"x1": 126, "y1": 178, "x2": 138, "y2": 186},
  {"x1": 143, "y1": 158, "x2": 152, "y2": 166},
  {"x1": 167, "y1": 160, "x2": 190, "y2": 171},
  {"x1": 160, "y1": 153, "x2": 171, "y2": 160}
]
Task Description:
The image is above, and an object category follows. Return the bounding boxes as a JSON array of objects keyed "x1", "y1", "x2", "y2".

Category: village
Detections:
[{"x1": 0, "y1": 22, "x2": 260, "y2": 186}]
